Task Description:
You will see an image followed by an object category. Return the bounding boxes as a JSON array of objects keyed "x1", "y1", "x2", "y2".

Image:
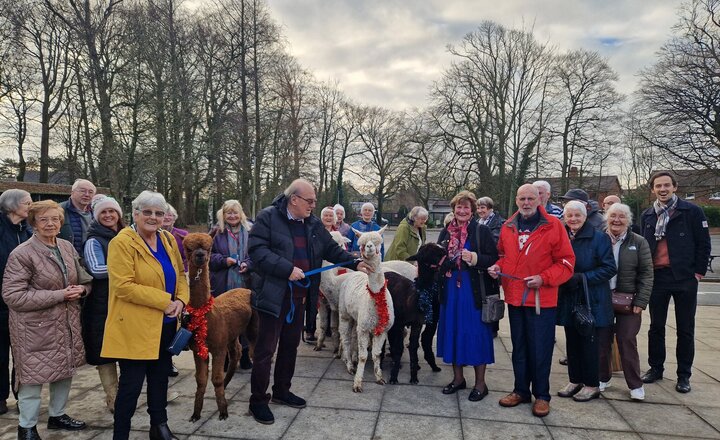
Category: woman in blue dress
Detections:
[{"x1": 437, "y1": 190, "x2": 499, "y2": 401}]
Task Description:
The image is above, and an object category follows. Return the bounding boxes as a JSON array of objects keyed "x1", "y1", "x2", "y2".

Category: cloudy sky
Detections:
[{"x1": 264, "y1": 0, "x2": 681, "y2": 110}]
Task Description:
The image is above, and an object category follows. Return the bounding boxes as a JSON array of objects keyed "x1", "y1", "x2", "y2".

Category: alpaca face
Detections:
[
  {"x1": 358, "y1": 231, "x2": 383, "y2": 259},
  {"x1": 413, "y1": 243, "x2": 446, "y2": 270},
  {"x1": 183, "y1": 233, "x2": 213, "y2": 268}
]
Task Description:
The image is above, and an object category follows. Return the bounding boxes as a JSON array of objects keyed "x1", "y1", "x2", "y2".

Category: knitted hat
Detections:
[{"x1": 92, "y1": 194, "x2": 123, "y2": 220}]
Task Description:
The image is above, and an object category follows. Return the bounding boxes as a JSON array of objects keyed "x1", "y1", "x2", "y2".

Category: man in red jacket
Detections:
[{"x1": 489, "y1": 184, "x2": 575, "y2": 418}]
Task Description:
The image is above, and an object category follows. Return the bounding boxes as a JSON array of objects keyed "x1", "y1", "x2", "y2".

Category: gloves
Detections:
[{"x1": 562, "y1": 273, "x2": 583, "y2": 292}]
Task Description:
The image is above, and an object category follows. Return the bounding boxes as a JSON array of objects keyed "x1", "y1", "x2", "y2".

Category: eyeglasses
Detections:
[
  {"x1": 37, "y1": 216, "x2": 61, "y2": 224},
  {"x1": 20, "y1": 201, "x2": 32, "y2": 206},
  {"x1": 74, "y1": 188, "x2": 95, "y2": 195},
  {"x1": 140, "y1": 209, "x2": 166, "y2": 218},
  {"x1": 294, "y1": 194, "x2": 317, "y2": 206}
]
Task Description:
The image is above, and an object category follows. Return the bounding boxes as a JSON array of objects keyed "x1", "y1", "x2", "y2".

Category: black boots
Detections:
[
  {"x1": 149, "y1": 423, "x2": 178, "y2": 440},
  {"x1": 240, "y1": 346, "x2": 253, "y2": 370},
  {"x1": 47, "y1": 414, "x2": 86, "y2": 430},
  {"x1": 17, "y1": 426, "x2": 41, "y2": 440}
]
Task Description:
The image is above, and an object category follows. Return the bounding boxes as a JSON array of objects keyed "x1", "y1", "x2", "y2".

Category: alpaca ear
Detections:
[
  {"x1": 352, "y1": 227, "x2": 363, "y2": 238},
  {"x1": 378, "y1": 225, "x2": 387, "y2": 236},
  {"x1": 342, "y1": 237, "x2": 351, "y2": 244}
]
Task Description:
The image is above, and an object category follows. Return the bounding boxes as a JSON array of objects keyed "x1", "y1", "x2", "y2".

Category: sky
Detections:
[{"x1": 264, "y1": 0, "x2": 681, "y2": 110}]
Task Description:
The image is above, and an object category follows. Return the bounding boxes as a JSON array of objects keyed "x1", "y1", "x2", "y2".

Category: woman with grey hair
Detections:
[
  {"x1": 0, "y1": 189, "x2": 33, "y2": 416},
  {"x1": 597, "y1": 203, "x2": 653, "y2": 401},
  {"x1": 385, "y1": 206, "x2": 428, "y2": 261},
  {"x1": 162, "y1": 204, "x2": 189, "y2": 272},
  {"x1": 102, "y1": 190, "x2": 189, "y2": 440},
  {"x1": 476, "y1": 197, "x2": 505, "y2": 244}
]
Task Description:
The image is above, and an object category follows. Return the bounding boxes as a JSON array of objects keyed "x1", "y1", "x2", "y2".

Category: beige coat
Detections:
[{"x1": 2, "y1": 235, "x2": 89, "y2": 387}]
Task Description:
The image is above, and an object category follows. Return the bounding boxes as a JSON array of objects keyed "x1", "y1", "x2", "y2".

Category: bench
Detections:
[{"x1": 710, "y1": 255, "x2": 719, "y2": 273}]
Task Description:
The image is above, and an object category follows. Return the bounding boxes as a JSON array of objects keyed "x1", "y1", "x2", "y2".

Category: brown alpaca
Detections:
[{"x1": 183, "y1": 233, "x2": 259, "y2": 422}]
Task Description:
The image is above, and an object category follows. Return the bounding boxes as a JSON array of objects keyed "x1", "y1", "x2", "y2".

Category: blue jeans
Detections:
[{"x1": 508, "y1": 305, "x2": 556, "y2": 401}]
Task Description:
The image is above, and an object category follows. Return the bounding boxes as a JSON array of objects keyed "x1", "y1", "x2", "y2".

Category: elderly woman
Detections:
[
  {"x1": 476, "y1": 197, "x2": 505, "y2": 244},
  {"x1": 0, "y1": 189, "x2": 33, "y2": 416},
  {"x1": 102, "y1": 191, "x2": 188, "y2": 440},
  {"x1": 320, "y1": 206, "x2": 337, "y2": 232},
  {"x1": 162, "y1": 204, "x2": 188, "y2": 272},
  {"x1": 385, "y1": 206, "x2": 428, "y2": 262},
  {"x1": 347, "y1": 202, "x2": 384, "y2": 259},
  {"x1": 209, "y1": 199, "x2": 254, "y2": 368},
  {"x1": 598, "y1": 203, "x2": 653, "y2": 400},
  {"x1": 3, "y1": 200, "x2": 90, "y2": 438},
  {"x1": 82, "y1": 195, "x2": 125, "y2": 413},
  {"x1": 334, "y1": 204, "x2": 351, "y2": 236},
  {"x1": 556, "y1": 200, "x2": 616, "y2": 402},
  {"x1": 437, "y1": 191, "x2": 499, "y2": 401}
]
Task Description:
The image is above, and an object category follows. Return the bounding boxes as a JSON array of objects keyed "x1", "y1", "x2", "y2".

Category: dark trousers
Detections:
[
  {"x1": 508, "y1": 305, "x2": 556, "y2": 401},
  {"x1": 250, "y1": 294, "x2": 304, "y2": 405},
  {"x1": 564, "y1": 325, "x2": 601, "y2": 387},
  {"x1": 113, "y1": 322, "x2": 175, "y2": 440},
  {"x1": 648, "y1": 269, "x2": 698, "y2": 379},
  {"x1": 305, "y1": 294, "x2": 317, "y2": 335},
  {"x1": 598, "y1": 313, "x2": 643, "y2": 389}
]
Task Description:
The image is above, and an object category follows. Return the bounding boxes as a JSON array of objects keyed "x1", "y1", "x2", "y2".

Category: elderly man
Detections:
[
  {"x1": 602, "y1": 195, "x2": 621, "y2": 213},
  {"x1": 532, "y1": 180, "x2": 563, "y2": 219},
  {"x1": 247, "y1": 179, "x2": 371, "y2": 424},
  {"x1": 489, "y1": 184, "x2": 575, "y2": 418},
  {"x1": 59, "y1": 179, "x2": 96, "y2": 254},
  {"x1": 559, "y1": 188, "x2": 604, "y2": 231}
]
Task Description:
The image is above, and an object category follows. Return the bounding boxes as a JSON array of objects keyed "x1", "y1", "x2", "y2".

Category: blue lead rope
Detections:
[
  {"x1": 496, "y1": 271, "x2": 541, "y2": 315},
  {"x1": 285, "y1": 259, "x2": 358, "y2": 324}
]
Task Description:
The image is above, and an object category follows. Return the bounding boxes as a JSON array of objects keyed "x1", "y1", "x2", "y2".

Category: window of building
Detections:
[
  {"x1": 685, "y1": 193, "x2": 695, "y2": 200},
  {"x1": 710, "y1": 192, "x2": 720, "y2": 200}
]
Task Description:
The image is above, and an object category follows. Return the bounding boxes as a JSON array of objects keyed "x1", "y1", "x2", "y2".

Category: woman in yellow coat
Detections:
[{"x1": 101, "y1": 191, "x2": 189, "y2": 440}]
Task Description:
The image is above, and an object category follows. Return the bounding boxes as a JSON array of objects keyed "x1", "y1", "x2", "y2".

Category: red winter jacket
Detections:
[{"x1": 496, "y1": 206, "x2": 575, "y2": 308}]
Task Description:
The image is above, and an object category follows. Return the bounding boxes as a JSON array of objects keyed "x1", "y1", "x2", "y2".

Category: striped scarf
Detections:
[{"x1": 653, "y1": 194, "x2": 678, "y2": 240}]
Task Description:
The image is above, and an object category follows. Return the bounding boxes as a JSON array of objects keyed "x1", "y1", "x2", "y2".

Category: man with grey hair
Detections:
[
  {"x1": 59, "y1": 178, "x2": 96, "y2": 254},
  {"x1": 247, "y1": 178, "x2": 372, "y2": 425},
  {"x1": 533, "y1": 180, "x2": 563, "y2": 220}
]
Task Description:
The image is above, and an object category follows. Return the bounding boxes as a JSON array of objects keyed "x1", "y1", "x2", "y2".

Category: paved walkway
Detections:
[{"x1": 2, "y1": 303, "x2": 720, "y2": 440}]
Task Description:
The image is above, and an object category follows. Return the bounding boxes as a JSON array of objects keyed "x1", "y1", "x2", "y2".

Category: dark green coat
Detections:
[
  {"x1": 385, "y1": 217, "x2": 426, "y2": 261},
  {"x1": 613, "y1": 232, "x2": 653, "y2": 310}
]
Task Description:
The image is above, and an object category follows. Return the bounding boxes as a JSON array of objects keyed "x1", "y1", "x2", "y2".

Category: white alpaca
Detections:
[
  {"x1": 315, "y1": 231, "x2": 352, "y2": 355},
  {"x1": 338, "y1": 227, "x2": 394, "y2": 392},
  {"x1": 381, "y1": 260, "x2": 417, "y2": 281}
]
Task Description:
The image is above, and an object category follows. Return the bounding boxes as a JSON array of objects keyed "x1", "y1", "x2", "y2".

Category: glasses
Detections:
[
  {"x1": 140, "y1": 209, "x2": 166, "y2": 218},
  {"x1": 294, "y1": 194, "x2": 317, "y2": 206},
  {"x1": 37, "y1": 216, "x2": 61, "y2": 224},
  {"x1": 74, "y1": 188, "x2": 95, "y2": 195},
  {"x1": 20, "y1": 201, "x2": 32, "y2": 206}
]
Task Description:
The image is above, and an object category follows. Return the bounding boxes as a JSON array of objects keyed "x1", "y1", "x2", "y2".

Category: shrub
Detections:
[{"x1": 701, "y1": 205, "x2": 720, "y2": 227}]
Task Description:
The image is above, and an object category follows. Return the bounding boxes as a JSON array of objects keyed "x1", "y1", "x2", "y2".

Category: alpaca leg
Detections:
[
  {"x1": 408, "y1": 323, "x2": 422, "y2": 384},
  {"x1": 353, "y1": 332, "x2": 370, "y2": 392},
  {"x1": 223, "y1": 340, "x2": 241, "y2": 388},
  {"x1": 190, "y1": 355, "x2": 209, "y2": 422},
  {"x1": 211, "y1": 351, "x2": 230, "y2": 420},
  {"x1": 338, "y1": 314, "x2": 354, "y2": 374},
  {"x1": 315, "y1": 297, "x2": 329, "y2": 351},
  {"x1": 421, "y1": 322, "x2": 441, "y2": 372},
  {"x1": 371, "y1": 333, "x2": 388, "y2": 386},
  {"x1": 330, "y1": 308, "x2": 341, "y2": 357},
  {"x1": 350, "y1": 322, "x2": 358, "y2": 365},
  {"x1": 97, "y1": 363, "x2": 118, "y2": 413},
  {"x1": 387, "y1": 324, "x2": 404, "y2": 384}
]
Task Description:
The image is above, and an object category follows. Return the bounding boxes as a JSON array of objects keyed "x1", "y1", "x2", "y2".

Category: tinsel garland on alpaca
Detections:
[
  {"x1": 186, "y1": 296, "x2": 215, "y2": 360},
  {"x1": 367, "y1": 280, "x2": 390, "y2": 336}
]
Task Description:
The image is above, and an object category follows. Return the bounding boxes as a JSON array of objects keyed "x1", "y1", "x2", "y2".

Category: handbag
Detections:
[
  {"x1": 612, "y1": 291, "x2": 634, "y2": 315},
  {"x1": 74, "y1": 256, "x2": 94, "y2": 285},
  {"x1": 167, "y1": 320, "x2": 193, "y2": 356},
  {"x1": 571, "y1": 274, "x2": 595, "y2": 338},
  {"x1": 476, "y1": 223, "x2": 504, "y2": 323}
]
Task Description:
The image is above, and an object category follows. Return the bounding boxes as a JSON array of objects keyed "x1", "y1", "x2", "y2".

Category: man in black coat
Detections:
[
  {"x1": 640, "y1": 171, "x2": 711, "y2": 393},
  {"x1": 247, "y1": 179, "x2": 372, "y2": 424}
]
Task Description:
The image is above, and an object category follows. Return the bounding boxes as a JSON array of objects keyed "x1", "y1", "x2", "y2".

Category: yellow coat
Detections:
[{"x1": 101, "y1": 226, "x2": 189, "y2": 360}]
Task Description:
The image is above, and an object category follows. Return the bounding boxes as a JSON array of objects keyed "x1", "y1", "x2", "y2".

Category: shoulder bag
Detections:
[
  {"x1": 572, "y1": 274, "x2": 595, "y2": 337},
  {"x1": 476, "y1": 223, "x2": 504, "y2": 323},
  {"x1": 612, "y1": 291, "x2": 634, "y2": 315}
]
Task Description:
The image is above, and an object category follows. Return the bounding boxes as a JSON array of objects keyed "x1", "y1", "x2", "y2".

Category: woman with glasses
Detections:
[
  {"x1": 162, "y1": 205, "x2": 188, "y2": 272},
  {"x1": 3, "y1": 200, "x2": 91, "y2": 439},
  {"x1": 101, "y1": 191, "x2": 188, "y2": 440},
  {"x1": 0, "y1": 189, "x2": 33, "y2": 417}
]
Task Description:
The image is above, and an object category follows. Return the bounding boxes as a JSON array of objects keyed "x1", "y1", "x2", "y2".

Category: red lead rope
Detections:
[
  {"x1": 185, "y1": 296, "x2": 214, "y2": 360},
  {"x1": 367, "y1": 280, "x2": 390, "y2": 336}
]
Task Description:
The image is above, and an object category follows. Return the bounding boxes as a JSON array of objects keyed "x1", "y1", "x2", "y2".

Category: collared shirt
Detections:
[
  {"x1": 479, "y1": 212, "x2": 495, "y2": 226},
  {"x1": 608, "y1": 230, "x2": 627, "y2": 290},
  {"x1": 286, "y1": 209, "x2": 304, "y2": 223}
]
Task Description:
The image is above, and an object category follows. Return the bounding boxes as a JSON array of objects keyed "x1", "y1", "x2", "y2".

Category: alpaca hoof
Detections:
[
  {"x1": 313, "y1": 346, "x2": 322, "y2": 352},
  {"x1": 353, "y1": 384, "x2": 363, "y2": 393},
  {"x1": 376, "y1": 378, "x2": 386, "y2": 385},
  {"x1": 219, "y1": 410, "x2": 228, "y2": 421},
  {"x1": 431, "y1": 366, "x2": 441, "y2": 372},
  {"x1": 334, "y1": 353, "x2": 341, "y2": 359},
  {"x1": 410, "y1": 378, "x2": 419, "y2": 385},
  {"x1": 189, "y1": 414, "x2": 201, "y2": 423},
  {"x1": 389, "y1": 378, "x2": 398, "y2": 385}
]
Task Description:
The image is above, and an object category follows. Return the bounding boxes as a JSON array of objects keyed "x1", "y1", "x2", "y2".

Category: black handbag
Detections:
[
  {"x1": 571, "y1": 274, "x2": 595, "y2": 338},
  {"x1": 476, "y1": 223, "x2": 504, "y2": 323},
  {"x1": 167, "y1": 314, "x2": 192, "y2": 355}
]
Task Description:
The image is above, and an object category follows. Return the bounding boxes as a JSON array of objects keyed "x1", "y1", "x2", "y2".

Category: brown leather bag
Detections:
[{"x1": 612, "y1": 291, "x2": 634, "y2": 315}]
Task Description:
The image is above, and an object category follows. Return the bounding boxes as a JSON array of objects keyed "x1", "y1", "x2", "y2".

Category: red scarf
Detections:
[
  {"x1": 186, "y1": 296, "x2": 214, "y2": 360},
  {"x1": 446, "y1": 219, "x2": 468, "y2": 269},
  {"x1": 367, "y1": 280, "x2": 390, "y2": 336}
]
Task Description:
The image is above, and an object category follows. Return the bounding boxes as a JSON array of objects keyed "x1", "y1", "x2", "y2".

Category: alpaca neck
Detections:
[
  {"x1": 364, "y1": 254, "x2": 384, "y2": 292},
  {"x1": 188, "y1": 265, "x2": 211, "y2": 308}
]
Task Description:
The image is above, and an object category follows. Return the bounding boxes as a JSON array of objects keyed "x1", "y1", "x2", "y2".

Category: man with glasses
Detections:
[
  {"x1": 247, "y1": 179, "x2": 372, "y2": 425},
  {"x1": 59, "y1": 179, "x2": 96, "y2": 254}
]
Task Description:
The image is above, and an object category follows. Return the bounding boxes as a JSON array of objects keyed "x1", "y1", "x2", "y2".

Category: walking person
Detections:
[{"x1": 385, "y1": 206, "x2": 428, "y2": 262}]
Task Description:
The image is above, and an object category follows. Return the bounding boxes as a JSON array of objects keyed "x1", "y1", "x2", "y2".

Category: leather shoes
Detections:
[
  {"x1": 169, "y1": 363, "x2": 179, "y2": 377},
  {"x1": 676, "y1": 377, "x2": 691, "y2": 393},
  {"x1": 642, "y1": 368, "x2": 663, "y2": 383},
  {"x1": 468, "y1": 385, "x2": 489, "y2": 402},
  {"x1": 0, "y1": 399, "x2": 7, "y2": 415},
  {"x1": 532, "y1": 399, "x2": 550, "y2": 417},
  {"x1": 442, "y1": 379, "x2": 466, "y2": 395},
  {"x1": 18, "y1": 426, "x2": 41, "y2": 440},
  {"x1": 557, "y1": 382, "x2": 583, "y2": 398},
  {"x1": 499, "y1": 392, "x2": 531, "y2": 407},
  {"x1": 558, "y1": 357, "x2": 568, "y2": 366},
  {"x1": 249, "y1": 403, "x2": 275, "y2": 425},
  {"x1": 271, "y1": 392, "x2": 306, "y2": 408},
  {"x1": 47, "y1": 414, "x2": 86, "y2": 431},
  {"x1": 149, "y1": 423, "x2": 178, "y2": 440}
]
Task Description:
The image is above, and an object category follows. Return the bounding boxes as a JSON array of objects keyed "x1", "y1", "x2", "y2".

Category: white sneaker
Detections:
[
  {"x1": 630, "y1": 386, "x2": 645, "y2": 401},
  {"x1": 599, "y1": 381, "x2": 611, "y2": 392}
]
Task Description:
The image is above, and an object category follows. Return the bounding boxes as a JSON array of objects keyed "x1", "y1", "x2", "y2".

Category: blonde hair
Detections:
[
  {"x1": 216, "y1": 199, "x2": 251, "y2": 232},
  {"x1": 28, "y1": 200, "x2": 64, "y2": 228}
]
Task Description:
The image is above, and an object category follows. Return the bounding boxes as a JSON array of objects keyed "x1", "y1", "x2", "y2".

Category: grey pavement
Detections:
[{"x1": 3, "y1": 303, "x2": 720, "y2": 440}]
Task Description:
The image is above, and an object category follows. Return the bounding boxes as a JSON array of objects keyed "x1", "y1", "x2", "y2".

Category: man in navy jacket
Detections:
[{"x1": 640, "y1": 171, "x2": 711, "y2": 393}]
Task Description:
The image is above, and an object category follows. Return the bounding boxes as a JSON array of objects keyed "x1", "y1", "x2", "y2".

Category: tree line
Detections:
[{"x1": 0, "y1": 0, "x2": 717, "y2": 224}]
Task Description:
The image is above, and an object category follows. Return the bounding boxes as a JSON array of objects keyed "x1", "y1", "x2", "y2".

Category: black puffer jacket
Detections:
[
  {"x1": 248, "y1": 194, "x2": 359, "y2": 318},
  {"x1": 0, "y1": 213, "x2": 32, "y2": 317}
]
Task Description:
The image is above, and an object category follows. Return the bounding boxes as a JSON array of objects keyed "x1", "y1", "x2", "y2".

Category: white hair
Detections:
[
  {"x1": 605, "y1": 203, "x2": 633, "y2": 224},
  {"x1": 321, "y1": 206, "x2": 337, "y2": 223},
  {"x1": 333, "y1": 203, "x2": 345, "y2": 214},
  {"x1": 361, "y1": 202, "x2": 375, "y2": 212},
  {"x1": 564, "y1": 200, "x2": 587, "y2": 217},
  {"x1": 0, "y1": 189, "x2": 31, "y2": 214},
  {"x1": 166, "y1": 204, "x2": 178, "y2": 219},
  {"x1": 132, "y1": 190, "x2": 168, "y2": 212},
  {"x1": 532, "y1": 180, "x2": 551, "y2": 192},
  {"x1": 72, "y1": 178, "x2": 96, "y2": 192},
  {"x1": 408, "y1": 206, "x2": 428, "y2": 221}
]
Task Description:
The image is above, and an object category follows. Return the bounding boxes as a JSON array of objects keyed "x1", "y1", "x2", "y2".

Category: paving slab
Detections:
[
  {"x1": 547, "y1": 426, "x2": 642, "y2": 439},
  {"x1": 374, "y1": 412, "x2": 462, "y2": 440},
  {"x1": 462, "y1": 419, "x2": 551, "y2": 439},
  {"x1": 610, "y1": 400, "x2": 720, "y2": 438},
  {"x1": 281, "y1": 407, "x2": 377, "y2": 440}
]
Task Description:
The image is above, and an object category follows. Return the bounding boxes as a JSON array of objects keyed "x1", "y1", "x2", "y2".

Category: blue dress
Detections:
[{"x1": 436, "y1": 242, "x2": 495, "y2": 366}]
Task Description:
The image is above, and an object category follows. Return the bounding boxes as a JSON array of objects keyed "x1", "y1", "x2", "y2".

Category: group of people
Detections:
[{"x1": 0, "y1": 170, "x2": 711, "y2": 437}]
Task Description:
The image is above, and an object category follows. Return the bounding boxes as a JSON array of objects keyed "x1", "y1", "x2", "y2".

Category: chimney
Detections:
[{"x1": 569, "y1": 166, "x2": 579, "y2": 178}]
